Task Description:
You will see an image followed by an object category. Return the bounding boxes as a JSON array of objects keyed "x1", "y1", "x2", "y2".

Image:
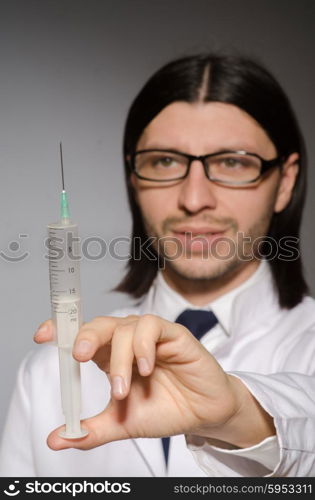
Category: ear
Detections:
[{"x1": 274, "y1": 153, "x2": 299, "y2": 213}]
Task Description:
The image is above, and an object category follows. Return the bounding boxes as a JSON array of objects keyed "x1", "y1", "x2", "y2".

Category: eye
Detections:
[
  {"x1": 222, "y1": 157, "x2": 243, "y2": 168},
  {"x1": 153, "y1": 156, "x2": 177, "y2": 167}
]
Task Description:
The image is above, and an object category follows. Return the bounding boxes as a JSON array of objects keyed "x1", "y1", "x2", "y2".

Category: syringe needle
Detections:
[
  {"x1": 60, "y1": 141, "x2": 65, "y2": 191},
  {"x1": 59, "y1": 142, "x2": 70, "y2": 222}
]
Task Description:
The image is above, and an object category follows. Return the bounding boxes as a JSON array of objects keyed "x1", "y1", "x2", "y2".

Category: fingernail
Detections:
[
  {"x1": 137, "y1": 357, "x2": 150, "y2": 375},
  {"x1": 111, "y1": 376, "x2": 126, "y2": 397},
  {"x1": 75, "y1": 340, "x2": 92, "y2": 357}
]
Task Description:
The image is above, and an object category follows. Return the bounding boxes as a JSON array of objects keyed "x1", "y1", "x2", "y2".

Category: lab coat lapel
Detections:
[{"x1": 133, "y1": 437, "x2": 167, "y2": 476}]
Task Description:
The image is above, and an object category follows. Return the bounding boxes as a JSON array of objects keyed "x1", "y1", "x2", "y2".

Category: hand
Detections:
[{"x1": 34, "y1": 315, "x2": 275, "y2": 451}]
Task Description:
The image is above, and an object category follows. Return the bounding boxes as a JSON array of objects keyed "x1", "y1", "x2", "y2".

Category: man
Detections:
[{"x1": 1, "y1": 53, "x2": 315, "y2": 477}]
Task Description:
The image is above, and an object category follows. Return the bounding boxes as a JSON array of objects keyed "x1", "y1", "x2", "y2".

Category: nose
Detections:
[{"x1": 178, "y1": 160, "x2": 217, "y2": 214}]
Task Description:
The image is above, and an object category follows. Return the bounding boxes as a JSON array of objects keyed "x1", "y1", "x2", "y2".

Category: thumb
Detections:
[
  {"x1": 34, "y1": 319, "x2": 55, "y2": 344},
  {"x1": 47, "y1": 402, "x2": 131, "y2": 451}
]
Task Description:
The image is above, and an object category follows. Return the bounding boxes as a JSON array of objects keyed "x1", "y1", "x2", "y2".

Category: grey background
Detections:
[{"x1": 0, "y1": 0, "x2": 314, "y2": 435}]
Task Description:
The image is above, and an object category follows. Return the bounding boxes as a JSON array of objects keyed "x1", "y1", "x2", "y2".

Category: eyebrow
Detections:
[{"x1": 136, "y1": 145, "x2": 259, "y2": 155}]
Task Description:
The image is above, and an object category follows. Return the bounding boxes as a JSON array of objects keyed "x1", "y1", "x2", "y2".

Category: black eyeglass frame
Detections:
[{"x1": 129, "y1": 149, "x2": 284, "y2": 186}]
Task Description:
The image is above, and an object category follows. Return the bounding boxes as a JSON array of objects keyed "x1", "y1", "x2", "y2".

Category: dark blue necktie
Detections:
[{"x1": 162, "y1": 309, "x2": 218, "y2": 466}]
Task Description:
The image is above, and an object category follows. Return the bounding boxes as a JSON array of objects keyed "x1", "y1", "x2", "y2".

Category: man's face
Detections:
[{"x1": 131, "y1": 101, "x2": 289, "y2": 282}]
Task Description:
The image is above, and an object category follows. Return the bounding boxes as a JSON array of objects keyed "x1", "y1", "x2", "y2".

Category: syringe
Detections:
[{"x1": 47, "y1": 143, "x2": 88, "y2": 439}]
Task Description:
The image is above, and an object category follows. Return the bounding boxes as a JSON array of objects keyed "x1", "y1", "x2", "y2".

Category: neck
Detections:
[{"x1": 162, "y1": 260, "x2": 261, "y2": 306}]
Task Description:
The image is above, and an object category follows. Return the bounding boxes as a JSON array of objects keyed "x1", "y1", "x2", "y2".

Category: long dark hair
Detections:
[{"x1": 115, "y1": 53, "x2": 308, "y2": 308}]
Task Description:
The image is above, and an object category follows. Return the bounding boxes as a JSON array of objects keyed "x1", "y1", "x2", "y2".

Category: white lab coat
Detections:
[{"x1": 1, "y1": 264, "x2": 315, "y2": 477}]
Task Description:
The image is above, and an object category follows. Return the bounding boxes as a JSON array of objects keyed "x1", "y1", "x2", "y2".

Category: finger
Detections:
[
  {"x1": 47, "y1": 405, "x2": 130, "y2": 451},
  {"x1": 133, "y1": 314, "x2": 198, "y2": 371},
  {"x1": 33, "y1": 319, "x2": 54, "y2": 343},
  {"x1": 110, "y1": 324, "x2": 135, "y2": 399},
  {"x1": 72, "y1": 316, "x2": 137, "y2": 363},
  {"x1": 132, "y1": 315, "x2": 163, "y2": 376}
]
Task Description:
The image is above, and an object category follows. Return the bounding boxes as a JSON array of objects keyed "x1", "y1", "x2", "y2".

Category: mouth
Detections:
[
  {"x1": 172, "y1": 226, "x2": 227, "y2": 236},
  {"x1": 170, "y1": 226, "x2": 228, "y2": 253}
]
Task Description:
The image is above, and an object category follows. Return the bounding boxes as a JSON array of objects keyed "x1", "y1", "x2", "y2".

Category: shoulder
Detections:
[
  {"x1": 108, "y1": 301, "x2": 145, "y2": 318},
  {"x1": 283, "y1": 294, "x2": 315, "y2": 328},
  {"x1": 277, "y1": 295, "x2": 315, "y2": 371},
  {"x1": 265, "y1": 293, "x2": 315, "y2": 338},
  {"x1": 299, "y1": 294, "x2": 315, "y2": 311}
]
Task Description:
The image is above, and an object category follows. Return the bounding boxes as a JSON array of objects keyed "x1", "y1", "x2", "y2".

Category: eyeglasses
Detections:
[{"x1": 129, "y1": 149, "x2": 283, "y2": 186}]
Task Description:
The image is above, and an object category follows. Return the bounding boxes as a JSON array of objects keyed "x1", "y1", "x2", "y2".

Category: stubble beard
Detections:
[{"x1": 142, "y1": 212, "x2": 273, "y2": 284}]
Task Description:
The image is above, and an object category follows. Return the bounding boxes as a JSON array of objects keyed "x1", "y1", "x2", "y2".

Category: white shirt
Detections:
[{"x1": 1, "y1": 261, "x2": 315, "y2": 477}]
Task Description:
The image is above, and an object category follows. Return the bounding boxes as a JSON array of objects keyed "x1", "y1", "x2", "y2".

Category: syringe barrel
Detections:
[{"x1": 47, "y1": 222, "x2": 87, "y2": 438}]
